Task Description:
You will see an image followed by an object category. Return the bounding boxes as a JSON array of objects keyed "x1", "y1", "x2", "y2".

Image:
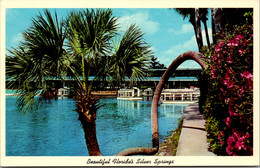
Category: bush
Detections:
[{"x1": 201, "y1": 23, "x2": 253, "y2": 156}]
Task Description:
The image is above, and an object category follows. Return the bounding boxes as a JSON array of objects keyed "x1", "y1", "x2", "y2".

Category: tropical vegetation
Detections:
[
  {"x1": 6, "y1": 8, "x2": 154, "y2": 156},
  {"x1": 200, "y1": 11, "x2": 253, "y2": 155},
  {"x1": 174, "y1": 8, "x2": 254, "y2": 156}
]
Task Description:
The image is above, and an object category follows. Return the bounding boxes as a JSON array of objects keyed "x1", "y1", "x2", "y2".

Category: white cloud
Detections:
[
  {"x1": 159, "y1": 34, "x2": 201, "y2": 68},
  {"x1": 164, "y1": 35, "x2": 197, "y2": 56},
  {"x1": 118, "y1": 12, "x2": 159, "y2": 35},
  {"x1": 160, "y1": 27, "x2": 212, "y2": 68},
  {"x1": 169, "y1": 24, "x2": 193, "y2": 35}
]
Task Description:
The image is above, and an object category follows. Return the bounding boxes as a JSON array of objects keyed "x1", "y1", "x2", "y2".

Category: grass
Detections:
[
  {"x1": 171, "y1": 118, "x2": 183, "y2": 155},
  {"x1": 155, "y1": 118, "x2": 184, "y2": 156}
]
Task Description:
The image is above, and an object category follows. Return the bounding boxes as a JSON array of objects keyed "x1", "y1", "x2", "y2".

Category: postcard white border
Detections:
[{"x1": 0, "y1": 0, "x2": 259, "y2": 166}]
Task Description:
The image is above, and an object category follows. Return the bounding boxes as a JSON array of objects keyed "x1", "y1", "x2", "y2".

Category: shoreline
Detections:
[{"x1": 155, "y1": 119, "x2": 183, "y2": 156}]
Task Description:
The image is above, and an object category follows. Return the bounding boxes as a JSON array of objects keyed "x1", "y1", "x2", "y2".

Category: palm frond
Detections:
[{"x1": 6, "y1": 9, "x2": 67, "y2": 112}]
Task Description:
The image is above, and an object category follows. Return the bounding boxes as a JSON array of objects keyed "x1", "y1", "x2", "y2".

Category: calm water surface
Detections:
[{"x1": 6, "y1": 96, "x2": 186, "y2": 156}]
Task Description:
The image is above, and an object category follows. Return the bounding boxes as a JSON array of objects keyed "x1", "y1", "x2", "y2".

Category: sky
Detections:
[{"x1": 5, "y1": 8, "x2": 212, "y2": 68}]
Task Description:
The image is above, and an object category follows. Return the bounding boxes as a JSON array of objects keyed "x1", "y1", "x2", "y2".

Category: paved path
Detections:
[{"x1": 176, "y1": 103, "x2": 216, "y2": 156}]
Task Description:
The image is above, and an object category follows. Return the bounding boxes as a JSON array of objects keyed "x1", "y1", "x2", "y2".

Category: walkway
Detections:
[{"x1": 176, "y1": 103, "x2": 216, "y2": 156}]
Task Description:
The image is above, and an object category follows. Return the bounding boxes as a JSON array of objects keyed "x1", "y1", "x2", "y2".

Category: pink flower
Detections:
[
  {"x1": 220, "y1": 140, "x2": 225, "y2": 145},
  {"x1": 227, "y1": 39, "x2": 239, "y2": 46},
  {"x1": 223, "y1": 80, "x2": 229, "y2": 86},
  {"x1": 211, "y1": 69, "x2": 217, "y2": 78},
  {"x1": 227, "y1": 56, "x2": 233, "y2": 63},
  {"x1": 226, "y1": 145, "x2": 234, "y2": 155},
  {"x1": 248, "y1": 80, "x2": 253, "y2": 90},
  {"x1": 241, "y1": 71, "x2": 253, "y2": 89},
  {"x1": 239, "y1": 48, "x2": 245, "y2": 54},
  {"x1": 241, "y1": 71, "x2": 253, "y2": 80},
  {"x1": 215, "y1": 41, "x2": 225, "y2": 52},
  {"x1": 225, "y1": 73, "x2": 231, "y2": 80},
  {"x1": 228, "y1": 81, "x2": 235, "y2": 88},
  {"x1": 240, "y1": 86, "x2": 244, "y2": 94},
  {"x1": 245, "y1": 132, "x2": 250, "y2": 139},
  {"x1": 228, "y1": 107, "x2": 239, "y2": 116},
  {"x1": 227, "y1": 69, "x2": 232, "y2": 74},
  {"x1": 225, "y1": 117, "x2": 231, "y2": 127},
  {"x1": 228, "y1": 97, "x2": 235, "y2": 105},
  {"x1": 225, "y1": 98, "x2": 229, "y2": 104},
  {"x1": 236, "y1": 35, "x2": 244, "y2": 40},
  {"x1": 224, "y1": 80, "x2": 235, "y2": 88},
  {"x1": 218, "y1": 131, "x2": 224, "y2": 140},
  {"x1": 227, "y1": 135, "x2": 235, "y2": 143},
  {"x1": 215, "y1": 45, "x2": 221, "y2": 52},
  {"x1": 219, "y1": 41, "x2": 225, "y2": 47}
]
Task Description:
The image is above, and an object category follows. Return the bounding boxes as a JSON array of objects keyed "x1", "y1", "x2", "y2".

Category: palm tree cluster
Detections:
[
  {"x1": 6, "y1": 9, "x2": 153, "y2": 110},
  {"x1": 174, "y1": 8, "x2": 253, "y2": 51},
  {"x1": 6, "y1": 9, "x2": 153, "y2": 155},
  {"x1": 174, "y1": 8, "x2": 210, "y2": 51}
]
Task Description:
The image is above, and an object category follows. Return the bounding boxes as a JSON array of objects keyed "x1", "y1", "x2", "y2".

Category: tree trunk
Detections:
[
  {"x1": 211, "y1": 8, "x2": 224, "y2": 44},
  {"x1": 81, "y1": 115, "x2": 102, "y2": 156},
  {"x1": 195, "y1": 8, "x2": 203, "y2": 51},
  {"x1": 115, "y1": 147, "x2": 157, "y2": 156},
  {"x1": 202, "y1": 20, "x2": 211, "y2": 49},
  {"x1": 151, "y1": 51, "x2": 206, "y2": 149},
  {"x1": 190, "y1": 9, "x2": 203, "y2": 52},
  {"x1": 75, "y1": 90, "x2": 102, "y2": 156}
]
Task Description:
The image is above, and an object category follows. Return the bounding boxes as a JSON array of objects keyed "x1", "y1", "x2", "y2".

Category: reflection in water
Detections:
[{"x1": 6, "y1": 97, "x2": 186, "y2": 156}]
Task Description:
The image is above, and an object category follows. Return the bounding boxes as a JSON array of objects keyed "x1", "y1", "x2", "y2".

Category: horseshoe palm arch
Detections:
[{"x1": 150, "y1": 51, "x2": 206, "y2": 149}]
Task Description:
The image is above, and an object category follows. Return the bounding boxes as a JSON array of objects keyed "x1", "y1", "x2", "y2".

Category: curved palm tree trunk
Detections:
[
  {"x1": 151, "y1": 51, "x2": 206, "y2": 149},
  {"x1": 115, "y1": 147, "x2": 157, "y2": 156}
]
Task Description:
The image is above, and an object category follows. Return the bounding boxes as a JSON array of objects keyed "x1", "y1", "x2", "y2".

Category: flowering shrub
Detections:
[{"x1": 201, "y1": 23, "x2": 253, "y2": 156}]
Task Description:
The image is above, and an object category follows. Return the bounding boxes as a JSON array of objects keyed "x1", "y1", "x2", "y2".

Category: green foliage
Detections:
[
  {"x1": 106, "y1": 24, "x2": 153, "y2": 88},
  {"x1": 149, "y1": 56, "x2": 166, "y2": 69},
  {"x1": 6, "y1": 9, "x2": 67, "y2": 112},
  {"x1": 6, "y1": 9, "x2": 153, "y2": 112}
]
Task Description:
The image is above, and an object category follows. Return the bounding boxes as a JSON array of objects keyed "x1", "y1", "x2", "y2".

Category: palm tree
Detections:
[
  {"x1": 6, "y1": 8, "x2": 156, "y2": 156},
  {"x1": 199, "y1": 8, "x2": 211, "y2": 49},
  {"x1": 108, "y1": 24, "x2": 153, "y2": 88},
  {"x1": 66, "y1": 9, "x2": 118, "y2": 90},
  {"x1": 6, "y1": 9, "x2": 68, "y2": 112},
  {"x1": 65, "y1": 9, "x2": 119, "y2": 156},
  {"x1": 211, "y1": 8, "x2": 224, "y2": 44},
  {"x1": 174, "y1": 8, "x2": 204, "y2": 51}
]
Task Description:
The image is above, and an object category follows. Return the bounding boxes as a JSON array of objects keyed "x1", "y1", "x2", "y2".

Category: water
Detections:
[{"x1": 6, "y1": 96, "x2": 186, "y2": 156}]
